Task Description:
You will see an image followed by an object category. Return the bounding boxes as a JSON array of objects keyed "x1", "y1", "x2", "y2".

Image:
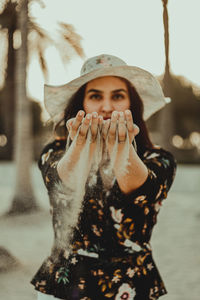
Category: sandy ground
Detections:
[{"x1": 0, "y1": 162, "x2": 200, "y2": 300}]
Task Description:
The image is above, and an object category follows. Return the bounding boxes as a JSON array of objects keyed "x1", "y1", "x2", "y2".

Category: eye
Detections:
[
  {"x1": 112, "y1": 93, "x2": 125, "y2": 100},
  {"x1": 89, "y1": 94, "x2": 102, "y2": 100}
]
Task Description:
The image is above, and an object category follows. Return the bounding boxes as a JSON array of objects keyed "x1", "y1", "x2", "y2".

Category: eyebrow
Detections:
[
  {"x1": 87, "y1": 88, "x2": 128, "y2": 94},
  {"x1": 87, "y1": 89, "x2": 103, "y2": 94},
  {"x1": 112, "y1": 89, "x2": 128, "y2": 94}
]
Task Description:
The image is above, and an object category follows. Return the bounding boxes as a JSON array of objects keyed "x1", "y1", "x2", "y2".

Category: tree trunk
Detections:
[
  {"x1": 162, "y1": 0, "x2": 170, "y2": 80},
  {"x1": 8, "y1": 0, "x2": 38, "y2": 215},
  {"x1": 0, "y1": 21, "x2": 16, "y2": 160},
  {"x1": 157, "y1": 0, "x2": 175, "y2": 152}
]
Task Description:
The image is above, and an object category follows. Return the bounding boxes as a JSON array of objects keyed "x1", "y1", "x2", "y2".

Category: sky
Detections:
[{"x1": 27, "y1": 0, "x2": 200, "y2": 110}]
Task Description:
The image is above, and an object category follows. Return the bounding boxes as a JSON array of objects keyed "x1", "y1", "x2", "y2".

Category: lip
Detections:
[{"x1": 103, "y1": 117, "x2": 111, "y2": 120}]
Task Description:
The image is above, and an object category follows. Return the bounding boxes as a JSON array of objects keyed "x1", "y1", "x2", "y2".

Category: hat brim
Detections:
[{"x1": 44, "y1": 65, "x2": 166, "y2": 122}]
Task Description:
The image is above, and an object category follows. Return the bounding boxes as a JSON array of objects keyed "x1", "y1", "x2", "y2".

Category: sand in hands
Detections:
[{"x1": 51, "y1": 122, "x2": 136, "y2": 260}]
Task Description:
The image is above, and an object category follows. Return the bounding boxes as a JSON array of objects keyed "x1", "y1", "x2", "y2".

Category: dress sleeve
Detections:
[
  {"x1": 38, "y1": 139, "x2": 66, "y2": 192},
  {"x1": 110, "y1": 146, "x2": 177, "y2": 205}
]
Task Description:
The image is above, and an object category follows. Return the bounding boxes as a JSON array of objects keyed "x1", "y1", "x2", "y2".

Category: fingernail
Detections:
[
  {"x1": 79, "y1": 110, "x2": 84, "y2": 116},
  {"x1": 86, "y1": 114, "x2": 91, "y2": 119},
  {"x1": 112, "y1": 111, "x2": 118, "y2": 117},
  {"x1": 93, "y1": 112, "x2": 97, "y2": 118},
  {"x1": 125, "y1": 110, "x2": 131, "y2": 116},
  {"x1": 119, "y1": 112, "x2": 124, "y2": 117}
]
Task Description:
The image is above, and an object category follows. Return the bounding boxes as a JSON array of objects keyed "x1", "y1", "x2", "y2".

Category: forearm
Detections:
[
  {"x1": 57, "y1": 142, "x2": 96, "y2": 185},
  {"x1": 113, "y1": 144, "x2": 148, "y2": 194}
]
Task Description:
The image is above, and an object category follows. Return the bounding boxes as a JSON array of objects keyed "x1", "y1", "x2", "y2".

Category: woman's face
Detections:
[{"x1": 83, "y1": 76, "x2": 131, "y2": 119}]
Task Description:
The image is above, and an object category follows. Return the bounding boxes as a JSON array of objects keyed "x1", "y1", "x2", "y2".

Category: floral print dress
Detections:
[{"x1": 31, "y1": 138, "x2": 176, "y2": 300}]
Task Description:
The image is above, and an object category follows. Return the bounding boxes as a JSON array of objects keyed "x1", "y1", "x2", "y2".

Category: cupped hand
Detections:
[
  {"x1": 102, "y1": 110, "x2": 139, "y2": 146},
  {"x1": 66, "y1": 110, "x2": 103, "y2": 145}
]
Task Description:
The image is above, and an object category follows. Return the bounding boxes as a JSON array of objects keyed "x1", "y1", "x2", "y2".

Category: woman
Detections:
[{"x1": 31, "y1": 54, "x2": 176, "y2": 300}]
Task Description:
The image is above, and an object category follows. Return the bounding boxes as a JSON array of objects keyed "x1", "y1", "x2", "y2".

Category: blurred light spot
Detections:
[
  {"x1": 13, "y1": 30, "x2": 22, "y2": 50},
  {"x1": 172, "y1": 135, "x2": 183, "y2": 148},
  {"x1": 190, "y1": 131, "x2": 200, "y2": 148},
  {"x1": 0, "y1": 135, "x2": 7, "y2": 147}
]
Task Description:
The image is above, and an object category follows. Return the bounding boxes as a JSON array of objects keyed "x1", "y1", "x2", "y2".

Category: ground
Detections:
[{"x1": 0, "y1": 163, "x2": 200, "y2": 300}]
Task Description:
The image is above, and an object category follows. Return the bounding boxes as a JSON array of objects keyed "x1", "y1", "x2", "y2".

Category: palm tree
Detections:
[
  {"x1": 0, "y1": 0, "x2": 84, "y2": 160},
  {"x1": 2, "y1": 0, "x2": 85, "y2": 215},
  {"x1": 9, "y1": 0, "x2": 36, "y2": 214}
]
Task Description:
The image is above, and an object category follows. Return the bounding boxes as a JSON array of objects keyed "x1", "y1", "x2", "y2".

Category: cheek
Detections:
[
  {"x1": 83, "y1": 99, "x2": 99, "y2": 114},
  {"x1": 83, "y1": 98, "x2": 90, "y2": 113},
  {"x1": 114, "y1": 99, "x2": 131, "y2": 110},
  {"x1": 123, "y1": 98, "x2": 131, "y2": 109}
]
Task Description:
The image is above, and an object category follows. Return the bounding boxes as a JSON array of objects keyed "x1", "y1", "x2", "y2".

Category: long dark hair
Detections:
[{"x1": 55, "y1": 76, "x2": 154, "y2": 155}]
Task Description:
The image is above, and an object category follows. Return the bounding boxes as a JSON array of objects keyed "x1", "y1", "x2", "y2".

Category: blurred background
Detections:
[{"x1": 0, "y1": 0, "x2": 199, "y2": 299}]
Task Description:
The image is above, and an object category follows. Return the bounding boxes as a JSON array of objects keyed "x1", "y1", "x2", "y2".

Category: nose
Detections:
[{"x1": 101, "y1": 98, "x2": 113, "y2": 114}]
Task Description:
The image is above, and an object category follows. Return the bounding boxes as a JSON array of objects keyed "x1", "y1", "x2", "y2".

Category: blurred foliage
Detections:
[
  {"x1": 0, "y1": 96, "x2": 42, "y2": 141},
  {"x1": 147, "y1": 75, "x2": 200, "y2": 163},
  {"x1": 0, "y1": 95, "x2": 44, "y2": 159},
  {"x1": 148, "y1": 75, "x2": 200, "y2": 134},
  {"x1": 169, "y1": 76, "x2": 200, "y2": 137}
]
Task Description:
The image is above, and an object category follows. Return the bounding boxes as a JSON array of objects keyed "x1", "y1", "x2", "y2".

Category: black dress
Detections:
[{"x1": 30, "y1": 138, "x2": 176, "y2": 300}]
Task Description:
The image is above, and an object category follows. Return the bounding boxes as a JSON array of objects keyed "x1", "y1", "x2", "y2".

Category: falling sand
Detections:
[{"x1": 50, "y1": 122, "x2": 137, "y2": 262}]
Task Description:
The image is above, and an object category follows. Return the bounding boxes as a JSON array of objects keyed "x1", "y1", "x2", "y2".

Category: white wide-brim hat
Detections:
[{"x1": 44, "y1": 54, "x2": 167, "y2": 123}]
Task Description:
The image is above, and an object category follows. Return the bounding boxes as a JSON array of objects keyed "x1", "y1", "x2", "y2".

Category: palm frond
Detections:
[
  {"x1": 28, "y1": 17, "x2": 52, "y2": 42},
  {"x1": 38, "y1": 46, "x2": 48, "y2": 80},
  {"x1": 29, "y1": 0, "x2": 45, "y2": 9},
  {"x1": 57, "y1": 22, "x2": 85, "y2": 59},
  {"x1": 1, "y1": 0, "x2": 85, "y2": 80},
  {"x1": 53, "y1": 41, "x2": 72, "y2": 65},
  {"x1": 28, "y1": 17, "x2": 52, "y2": 78}
]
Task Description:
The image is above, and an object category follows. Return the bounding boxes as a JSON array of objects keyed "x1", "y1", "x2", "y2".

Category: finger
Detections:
[
  {"x1": 66, "y1": 118, "x2": 74, "y2": 131},
  {"x1": 118, "y1": 111, "x2": 126, "y2": 142},
  {"x1": 76, "y1": 113, "x2": 91, "y2": 144},
  {"x1": 133, "y1": 124, "x2": 140, "y2": 136},
  {"x1": 109, "y1": 111, "x2": 118, "y2": 141},
  {"x1": 124, "y1": 110, "x2": 134, "y2": 131},
  {"x1": 98, "y1": 115, "x2": 103, "y2": 132},
  {"x1": 125, "y1": 109, "x2": 140, "y2": 138},
  {"x1": 90, "y1": 112, "x2": 99, "y2": 141},
  {"x1": 102, "y1": 119, "x2": 110, "y2": 140},
  {"x1": 71, "y1": 110, "x2": 85, "y2": 138}
]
